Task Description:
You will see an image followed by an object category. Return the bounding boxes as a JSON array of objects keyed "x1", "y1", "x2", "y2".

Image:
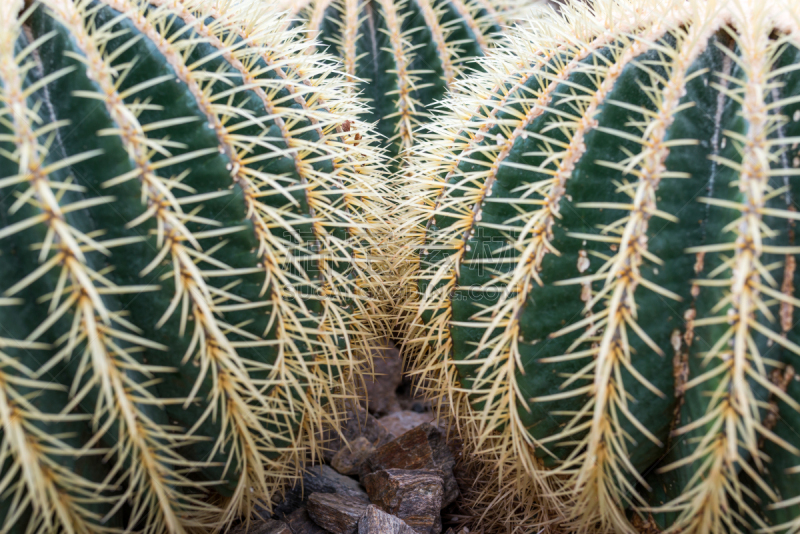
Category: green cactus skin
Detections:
[
  {"x1": 403, "y1": 1, "x2": 800, "y2": 533},
  {"x1": 0, "y1": 0, "x2": 388, "y2": 532},
  {"x1": 276, "y1": 0, "x2": 530, "y2": 169}
]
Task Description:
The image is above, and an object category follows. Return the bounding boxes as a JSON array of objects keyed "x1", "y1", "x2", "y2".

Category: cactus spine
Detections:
[
  {"x1": 0, "y1": 0, "x2": 387, "y2": 532},
  {"x1": 276, "y1": 0, "x2": 529, "y2": 169},
  {"x1": 402, "y1": 0, "x2": 800, "y2": 532}
]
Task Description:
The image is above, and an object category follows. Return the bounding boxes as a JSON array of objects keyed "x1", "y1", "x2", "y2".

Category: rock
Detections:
[
  {"x1": 332, "y1": 436, "x2": 376, "y2": 475},
  {"x1": 272, "y1": 465, "x2": 368, "y2": 518},
  {"x1": 410, "y1": 402, "x2": 427, "y2": 413},
  {"x1": 360, "y1": 424, "x2": 458, "y2": 508},
  {"x1": 361, "y1": 342, "x2": 403, "y2": 415},
  {"x1": 322, "y1": 401, "x2": 393, "y2": 463},
  {"x1": 307, "y1": 493, "x2": 369, "y2": 534},
  {"x1": 299, "y1": 465, "x2": 367, "y2": 500},
  {"x1": 358, "y1": 505, "x2": 417, "y2": 534},
  {"x1": 230, "y1": 519, "x2": 291, "y2": 534},
  {"x1": 377, "y1": 411, "x2": 436, "y2": 438},
  {"x1": 284, "y1": 507, "x2": 330, "y2": 534},
  {"x1": 395, "y1": 376, "x2": 433, "y2": 414},
  {"x1": 362, "y1": 469, "x2": 444, "y2": 534}
]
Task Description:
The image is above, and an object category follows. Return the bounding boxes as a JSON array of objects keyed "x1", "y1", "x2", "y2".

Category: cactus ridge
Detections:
[
  {"x1": 277, "y1": 0, "x2": 519, "y2": 168},
  {"x1": 0, "y1": 302, "x2": 116, "y2": 534},
  {"x1": 402, "y1": 1, "x2": 800, "y2": 533},
  {"x1": 0, "y1": 0, "x2": 388, "y2": 532}
]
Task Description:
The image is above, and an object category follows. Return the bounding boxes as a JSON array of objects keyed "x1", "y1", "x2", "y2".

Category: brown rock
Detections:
[
  {"x1": 360, "y1": 424, "x2": 458, "y2": 508},
  {"x1": 377, "y1": 411, "x2": 436, "y2": 438},
  {"x1": 358, "y1": 505, "x2": 417, "y2": 534},
  {"x1": 332, "y1": 436, "x2": 376, "y2": 475},
  {"x1": 362, "y1": 469, "x2": 444, "y2": 534},
  {"x1": 272, "y1": 465, "x2": 368, "y2": 518},
  {"x1": 322, "y1": 401, "x2": 392, "y2": 462},
  {"x1": 285, "y1": 507, "x2": 329, "y2": 534},
  {"x1": 361, "y1": 342, "x2": 403, "y2": 415},
  {"x1": 307, "y1": 493, "x2": 369, "y2": 534},
  {"x1": 230, "y1": 518, "x2": 291, "y2": 534}
]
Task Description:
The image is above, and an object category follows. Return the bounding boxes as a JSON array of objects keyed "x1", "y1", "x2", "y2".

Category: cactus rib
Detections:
[
  {"x1": 277, "y1": 0, "x2": 523, "y2": 167},
  {"x1": 2, "y1": 2, "x2": 204, "y2": 530}
]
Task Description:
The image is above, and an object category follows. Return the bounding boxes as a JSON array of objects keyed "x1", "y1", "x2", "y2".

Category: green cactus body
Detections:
[
  {"x1": 277, "y1": 0, "x2": 526, "y2": 169},
  {"x1": 404, "y1": 1, "x2": 800, "y2": 532},
  {"x1": 0, "y1": 0, "x2": 387, "y2": 532}
]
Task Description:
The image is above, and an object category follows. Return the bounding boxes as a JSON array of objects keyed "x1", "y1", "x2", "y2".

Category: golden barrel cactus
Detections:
[
  {"x1": 0, "y1": 0, "x2": 388, "y2": 532},
  {"x1": 402, "y1": 0, "x2": 800, "y2": 532}
]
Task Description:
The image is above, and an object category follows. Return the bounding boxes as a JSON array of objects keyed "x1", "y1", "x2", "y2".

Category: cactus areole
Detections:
[
  {"x1": 0, "y1": 0, "x2": 387, "y2": 532},
  {"x1": 405, "y1": 0, "x2": 800, "y2": 532}
]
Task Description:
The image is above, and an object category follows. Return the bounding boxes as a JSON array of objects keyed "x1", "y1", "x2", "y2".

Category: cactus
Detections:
[
  {"x1": 0, "y1": 0, "x2": 388, "y2": 532},
  {"x1": 275, "y1": 0, "x2": 533, "y2": 169},
  {"x1": 402, "y1": 0, "x2": 800, "y2": 533}
]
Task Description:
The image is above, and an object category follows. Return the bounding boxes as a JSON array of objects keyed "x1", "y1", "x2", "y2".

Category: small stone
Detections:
[
  {"x1": 358, "y1": 505, "x2": 416, "y2": 534},
  {"x1": 303, "y1": 465, "x2": 367, "y2": 500},
  {"x1": 322, "y1": 401, "x2": 392, "y2": 462},
  {"x1": 361, "y1": 424, "x2": 458, "y2": 508},
  {"x1": 363, "y1": 469, "x2": 444, "y2": 534},
  {"x1": 284, "y1": 507, "x2": 329, "y2": 534},
  {"x1": 361, "y1": 342, "x2": 403, "y2": 415},
  {"x1": 332, "y1": 436, "x2": 376, "y2": 475},
  {"x1": 272, "y1": 465, "x2": 368, "y2": 518},
  {"x1": 307, "y1": 493, "x2": 369, "y2": 534},
  {"x1": 377, "y1": 411, "x2": 436, "y2": 438},
  {"x1": 396, "y1": 376, "x2": 432, "y2": 414},
  {"x1": 229, "y1": 518, "x2": 291, "y2": 534}
]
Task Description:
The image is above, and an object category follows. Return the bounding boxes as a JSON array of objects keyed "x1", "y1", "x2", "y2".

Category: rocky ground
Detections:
[{"x1": 229, "y1": 342, "x2": 476, "y2": 534}]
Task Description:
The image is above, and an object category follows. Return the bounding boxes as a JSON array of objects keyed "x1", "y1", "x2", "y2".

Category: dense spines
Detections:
[
  {"x1": 1, "y1": 3, "x2": 202, "y2": 530},
  {"x1": 276, "y1": 0, "x2": 527, "y2": 167},
  {"x1": 402, "y1": 1, "x2": 800, "y2": 533},
  {"x1": 0, "y1": 304, "x2": 113, "y2": 534},
  {"x1": 0, "y1": 0, "x2": 388, "y2": 532}
]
